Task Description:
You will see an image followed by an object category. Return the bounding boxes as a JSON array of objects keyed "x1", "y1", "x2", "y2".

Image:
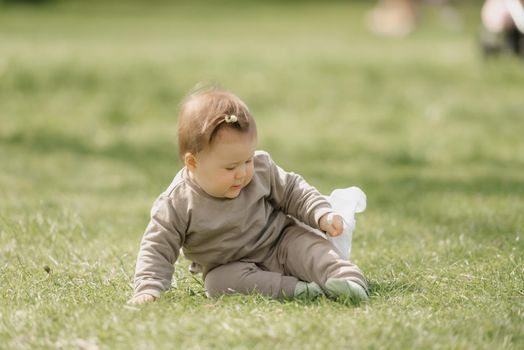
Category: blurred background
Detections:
[
  {"x1": 1, "y1": 0, "x2": 522, "y2": 197},
  {"x1": 1, "y1": 0, "x2": 523, "y2": 239},
  {"x1": 1, "y1": 0, "x2": 523, "y2": 255},
  {"x1": 1, "y1": 1, "x2": 523, "y2": 348}
]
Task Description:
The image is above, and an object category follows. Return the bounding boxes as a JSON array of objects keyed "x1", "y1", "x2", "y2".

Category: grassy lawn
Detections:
[{"x1": 1, "y1": 1, "x2": 523, "y2": 349}]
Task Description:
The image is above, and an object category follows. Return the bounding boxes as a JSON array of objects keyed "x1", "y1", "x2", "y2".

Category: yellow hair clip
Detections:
[{"x1": 224, "y1": 115, "x2": 238, "y2": 123}]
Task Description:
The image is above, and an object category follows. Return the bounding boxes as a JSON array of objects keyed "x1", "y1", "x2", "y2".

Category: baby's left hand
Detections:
[{"x1": 319, "y1": 213, "x2": 344, "y2": 237}]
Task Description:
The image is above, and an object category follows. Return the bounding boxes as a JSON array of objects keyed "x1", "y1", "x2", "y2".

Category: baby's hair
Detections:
[{"x1": 177, "y1": 84, "x2": 257, "y2": 160}]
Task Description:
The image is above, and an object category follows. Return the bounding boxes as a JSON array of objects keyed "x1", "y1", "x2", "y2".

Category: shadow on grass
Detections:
[
  {"x1": 0, "y1": 129, "x2": 179, "y2": 171},
  {"x1": 3, "y1": 128, "x2": 524, "y2": 206},
  {"x1": 364, "y1": 176, "x2": 524, "y2": 209}
]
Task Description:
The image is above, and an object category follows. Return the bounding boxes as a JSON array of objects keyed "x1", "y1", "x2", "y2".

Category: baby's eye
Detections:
[
  {"x1": 245, "y1": 159, "x2": 253, "y2": 164},
  {"x1": 225, "y1": 166, "x2": 236, "y2": 171}
]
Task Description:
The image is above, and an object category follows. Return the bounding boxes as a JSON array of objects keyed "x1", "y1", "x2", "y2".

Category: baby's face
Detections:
[{"x1": 190, "y1": 129, "x2": 257, "y2": 199}]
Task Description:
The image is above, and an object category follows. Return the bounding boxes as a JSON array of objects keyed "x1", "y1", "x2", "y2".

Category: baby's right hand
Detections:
[
  {"x1": 127, "y1": 294, "x2": 157, "y2": 305},
  {"x1": 319, "y1": 213, "x2": 344, "y2": 237}
]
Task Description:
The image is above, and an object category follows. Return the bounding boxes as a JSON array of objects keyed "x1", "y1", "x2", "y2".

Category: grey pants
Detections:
[{"x1": 204, "y1": 223, "x2": 368, "y2": 299}]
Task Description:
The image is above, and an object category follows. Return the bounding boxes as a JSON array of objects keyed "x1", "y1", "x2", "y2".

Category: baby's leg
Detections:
[
  {"x1": 204, "y1": 261, "x2": 298, "y2": 299},
  {"x1": 276, "y1": 224, "x2": 368, "y2": 292}
]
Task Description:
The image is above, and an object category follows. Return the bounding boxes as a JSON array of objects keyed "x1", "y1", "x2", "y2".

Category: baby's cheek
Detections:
[{"x1": 245, "y1": 173, "x2": 254, "y2": 186}]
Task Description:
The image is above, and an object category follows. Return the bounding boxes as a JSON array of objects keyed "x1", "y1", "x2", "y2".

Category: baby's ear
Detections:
[{"x1": 184, "y1": 153, "x2": 197, "y2": 171}]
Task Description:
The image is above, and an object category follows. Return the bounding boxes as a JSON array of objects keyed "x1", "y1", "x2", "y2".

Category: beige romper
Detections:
[{"x1": 133, "y1": 151, "x2": 368, "y2": 299}]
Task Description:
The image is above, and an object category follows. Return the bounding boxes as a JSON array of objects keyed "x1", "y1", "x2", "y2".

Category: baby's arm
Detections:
[
  {"x1": 264, "y1": 152, "x2": 338, "y2": 232},
  {"x1": 129, "y1": 196, "x2": 185, "y2": 304}
]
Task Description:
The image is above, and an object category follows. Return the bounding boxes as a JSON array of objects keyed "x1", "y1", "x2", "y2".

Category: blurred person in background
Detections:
[
  {"x1": 367, "y1": 0, "x2": 418, "y2": 36},
  {"x1": 481, "y1": 0, "x2": 524, "y2": 57},
  {"x1": 367, "y1": 0, "x2": 460, "y2": 36}
]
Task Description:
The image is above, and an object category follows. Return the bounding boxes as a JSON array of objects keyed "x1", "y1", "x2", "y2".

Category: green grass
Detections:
[{"x1": 1, "y1": 1, "x2": 523, "y2": 349}]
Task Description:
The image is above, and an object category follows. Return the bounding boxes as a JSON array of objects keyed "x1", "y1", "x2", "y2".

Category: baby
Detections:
[{"x1": 128, "y1": 86, "x2": 368, "y2": 305}]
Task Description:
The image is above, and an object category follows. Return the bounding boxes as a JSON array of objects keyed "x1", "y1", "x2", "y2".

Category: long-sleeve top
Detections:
[{"x1": 133, "y1": 150, "x2": 334, "y2": 298}]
